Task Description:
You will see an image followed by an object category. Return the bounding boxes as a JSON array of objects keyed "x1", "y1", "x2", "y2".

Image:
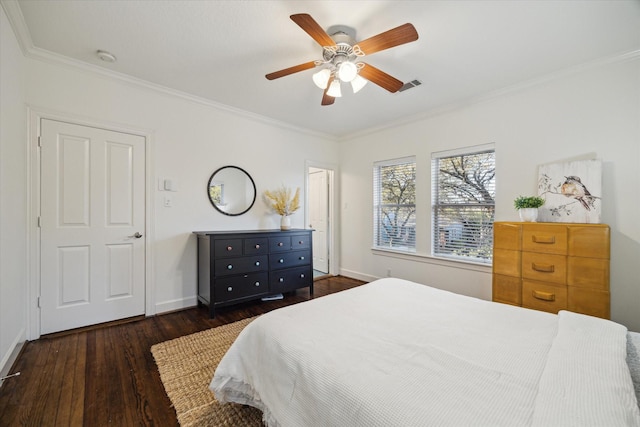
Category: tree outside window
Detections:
[
  {"x1": 432, "y1": 147, "x2": 495, "y2": 263},
  {"x1": 373, "y1": 157, "x2": 416, "y2": 252}
]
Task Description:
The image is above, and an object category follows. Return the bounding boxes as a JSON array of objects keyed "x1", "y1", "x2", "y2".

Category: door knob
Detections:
[{"x1": 129, "y1": 232, "x2": 143, "y2": 239}]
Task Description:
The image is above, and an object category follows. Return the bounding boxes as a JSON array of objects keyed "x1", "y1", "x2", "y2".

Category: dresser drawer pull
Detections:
[
  {"x1": 279, "y1": 277, "x2": 284, "y2": 283},
  {"x1": 255, "y1": 244, "x2": 260, "y2": 249},
  {"x1": 299, "y1": 256, "x2": 305, "y2": 260},
  {"x1": 532, "y1": 235, "x2": 555, "y2": 244},
  {"x1": 227, "y1": 264, "x2": 233, "y2": 270},
  {"x1": 226, "y1": 246, "x2": 233, "y2": 251},
  {"x1": 277, "y1": 242, "x2": 284, "y2": 247},
  {"x1": 227, "y1": 286, "x2": 233, "y2": 292},
  {"x1": 279, "y1": 259, "x2": 284, "y2": 263},
  {"x1": 532, "y1": 290, "x2": 555, "y2": 301},
  {"x1": 531, "y1": 263, "x2": 554, "y2": 273},
  {"x1": 255, "y1": 261, "x2": 260, "y2": 266},
  {"x1": 300, "y1": 274, "x2": 305, "y2": 278},
  {"x1": 298, "y1": 240, "x2": 304, "y2": 245},
  {"x1": 254, "y1": 281, "x2": 260, "y2": 287}
]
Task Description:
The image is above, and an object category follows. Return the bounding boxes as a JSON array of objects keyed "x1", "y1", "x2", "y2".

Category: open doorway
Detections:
[{"x1": 306, "y1": 163, "x2": 335, "y2": 278}]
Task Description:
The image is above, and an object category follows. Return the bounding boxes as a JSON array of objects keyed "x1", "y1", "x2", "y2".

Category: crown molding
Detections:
[
  {"x1": 340, "y1": 49, "x2": 640, "y2": 141},
  {"x1": 0, "y1": 0, "x2": 337, "y2": 142}
]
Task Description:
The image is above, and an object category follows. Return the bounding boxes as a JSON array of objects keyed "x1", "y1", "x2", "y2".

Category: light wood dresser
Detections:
[{"x1": 492, "y1": 222, "x2": 610, "y2": 319}]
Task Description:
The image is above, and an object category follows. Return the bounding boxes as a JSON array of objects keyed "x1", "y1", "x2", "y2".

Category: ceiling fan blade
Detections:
[
  {"x1": 321, "y1": 76, "x2": 336, "y2": 106},
  {"x1": 290, "y1": 14, "x2": 337, "y2": 48},
  {"x1": 265, "y1": 61, "x2": 317, "y2": 80},
  {"x1": 356, "y1": 23, "x2": 418, "y2": 55},
  {"x1": 359, "y1": 63, "x2": 404, "y2": 93}
]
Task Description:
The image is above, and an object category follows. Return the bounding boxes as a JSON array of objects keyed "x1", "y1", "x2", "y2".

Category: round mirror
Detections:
[{"x1": 207, "y1": 166, "x2": 256, "y2": 216}]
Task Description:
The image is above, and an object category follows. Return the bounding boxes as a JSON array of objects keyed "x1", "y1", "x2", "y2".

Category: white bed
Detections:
[{"x1": 210, "y1": 278, "x2": 640, "y2": 426}]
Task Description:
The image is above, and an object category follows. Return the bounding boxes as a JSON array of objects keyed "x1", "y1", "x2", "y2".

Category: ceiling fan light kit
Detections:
[{"x1": 266, "y1": 13, "x2": 419, "y2": 106}]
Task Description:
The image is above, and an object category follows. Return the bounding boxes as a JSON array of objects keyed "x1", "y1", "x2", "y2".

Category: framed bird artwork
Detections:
[{"x1": 537, "y1": 159, "x2": 602, "y2": 223}]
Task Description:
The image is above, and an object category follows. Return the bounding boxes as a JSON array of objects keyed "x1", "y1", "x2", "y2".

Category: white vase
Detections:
[
  {"x1": 280, "y1": 215, "x2": 291, "y2": 230},
  {"x1": 518, "y1": 208, "x2": 538, "y2": 222}
]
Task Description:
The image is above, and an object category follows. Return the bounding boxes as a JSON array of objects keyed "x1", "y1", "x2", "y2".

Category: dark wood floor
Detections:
[{"x1": 0, "y1": 275, "x2": 365, "y2": 426}]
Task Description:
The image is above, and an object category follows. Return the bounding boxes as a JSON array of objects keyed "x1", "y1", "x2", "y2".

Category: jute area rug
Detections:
[{"x1": 151, "y1": 316, "x2": 264, "y2": 426}]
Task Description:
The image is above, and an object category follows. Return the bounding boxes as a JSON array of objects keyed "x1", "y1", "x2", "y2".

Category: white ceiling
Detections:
[{"x1": 5, "y1": 0, "x2": 640, "y2": 138}]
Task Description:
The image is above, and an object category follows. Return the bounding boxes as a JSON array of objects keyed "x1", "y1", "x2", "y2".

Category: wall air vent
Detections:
[{"x1": 398, "y1": 79, "x2": 422, "y2": 93}]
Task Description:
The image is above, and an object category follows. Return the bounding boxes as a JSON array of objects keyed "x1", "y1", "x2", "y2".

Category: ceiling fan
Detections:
[{"x1": 265, "y1": 14, "x2": 419, "y2": 106}]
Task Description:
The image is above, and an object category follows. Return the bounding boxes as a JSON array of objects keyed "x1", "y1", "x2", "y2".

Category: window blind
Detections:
[{"x1": 431, "y1": 146, "x2": 495, "y2": 263}]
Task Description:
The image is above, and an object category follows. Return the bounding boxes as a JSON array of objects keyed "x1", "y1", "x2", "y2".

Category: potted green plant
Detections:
[{"x1": 514, "y1": 195, "x2": 545, "y2": 222}]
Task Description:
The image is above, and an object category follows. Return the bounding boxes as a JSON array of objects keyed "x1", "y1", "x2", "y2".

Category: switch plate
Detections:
[{"x1": 163, "y1": 195, "x2": 173, "y2": 207}]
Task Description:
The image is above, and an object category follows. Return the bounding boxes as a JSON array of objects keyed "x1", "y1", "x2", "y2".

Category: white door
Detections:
[
  {"x1": 309, "y1": 169, "x2": 329, "y2": 273},
  {"x1": 39, "y1": 119, "x2": 146, "y2": 334}
]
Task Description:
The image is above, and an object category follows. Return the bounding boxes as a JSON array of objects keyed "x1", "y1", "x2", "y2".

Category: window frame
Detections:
[
  {"x1": 431, "y1": 144, "x2": 495, "y2": 264},
  {"x1": 373, "y1": 156, "x2": 417, "y2": 253}
]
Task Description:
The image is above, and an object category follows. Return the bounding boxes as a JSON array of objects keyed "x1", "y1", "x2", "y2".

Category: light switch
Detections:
[{"x1": 164, "y1": 179, "x2": 175, "y2": 191}]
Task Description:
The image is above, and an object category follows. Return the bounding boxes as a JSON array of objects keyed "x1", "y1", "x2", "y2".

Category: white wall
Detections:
[
  {"x1": 0, "y1": 5, "x2": 28, "y2": 378},
  {"x1": 339, "y1": 57, "x2": 640, "y2": 331},
  {"x1": 21, "y1": 56, "x2": 339, "y2": 331}
]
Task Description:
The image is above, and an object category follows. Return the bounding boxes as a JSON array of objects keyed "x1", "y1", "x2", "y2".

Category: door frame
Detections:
[
  {"x1": 27, "y1": 107, "x2": 154, "y2": 340},
  {"x1": 304, "y1": 160, "x2": 338, "y2": 277}
]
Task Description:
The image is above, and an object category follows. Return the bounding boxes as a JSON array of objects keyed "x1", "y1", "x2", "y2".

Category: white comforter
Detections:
[{"x1": 210, "y1": 278, "x2": 640, "y2": 426}]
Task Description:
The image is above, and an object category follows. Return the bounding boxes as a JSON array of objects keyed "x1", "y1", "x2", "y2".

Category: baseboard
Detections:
[
  {"x1": 339, "y1": 269, "x2": 378, "y2": 283},
  {"x1": 0, "y1": 329, "x2": 26, "y2": 389},
  {"x1": 155, "y1": 296, "x2": 198, "y2": 314}
]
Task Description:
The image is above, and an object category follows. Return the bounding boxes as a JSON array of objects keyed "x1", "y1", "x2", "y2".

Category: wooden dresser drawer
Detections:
[
  {"x1": 521, "y1": 252, "x2": 566, "y2": 285},
  {"x1": 215, "y1": 255, "x2": 268, "y2": 277},
  {"x1": 493, "y1": 222, "x2": 522, "y2": 251},
  {"x1": 522, "y1": 225, "x2": 567, "y2": 254},
  {"x1": 568, "y1": 226, "x2": 610, "y2": 259},
  {"x1": 568, "y1": 287, "x2": 610, "y2": 319},
  {"x1": 269, "y1": 236, "x2": 291, "y2": 252},
  {"x1": 492, "y1": 274, "x2": 521, "y2": 306},
  {"x1": 567, "y1": 257, "x2": 609, "y2": 291},
  {"x1": 493, "y1": 249, "x2": 521, "y2": 277},
  {"x1": 522, "y1": 280, "x2": 567, "y2": 314},
  {"x1": 270, "y1": 250, "x2": 311, "y2": 270},
  {"x1": 290, "y1": 233, "x2": 311, "y2": 250},
  {"x1": 270, "y1": 266, "x2": 312, "y2": 294},
  {"x1": 244, "y1": 238, "x2": 268, "y2": 255},
  {"x1": 214, "y1": 273, "x2": 269, "y2": 302},
  {"x1": 214, "y1": 239, "x2": 243, "y2": 257}
]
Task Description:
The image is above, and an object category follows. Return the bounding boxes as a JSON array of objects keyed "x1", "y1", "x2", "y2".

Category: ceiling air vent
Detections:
[{"x1": 398, "y1": 79, "x2": 422, "y2": 93}]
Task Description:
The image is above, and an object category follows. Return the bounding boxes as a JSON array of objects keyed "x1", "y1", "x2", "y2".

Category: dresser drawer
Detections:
[
  {"x1": 493, "y1": 223, "x2": 522, "y2": 251},
  {"x1": 492, "y1": 274, "x2": 521, "y2": 306},
  {"x1": 290, "y1": 233, "x2": 311, "y2": 250},
  {"x1": 244, "y1": 238, "x2": 268, "y2": 255},
  {"x1": 493, "y1": 249, "x2": 521, "y2": 277},
  {"x1": 522, "y1": 225, "x2": 567, "y2": 254},
  {"x1": 568, "y1": 226, "x2": 610, "y2": 259},
  {"x1": 270, "y1": 266, "x2": 312, "y2": 294},
  {"x1": 269, "y1": 236, "x2": 291, "y2": 252},
  {"x1": 521, "y1": 252, "x2": 567, "y2": 285},
  {"x1": 270, "y1": 250, "x2": 311, "y2": 270},
  {"x1": 214, "y1": 255, "x2": 268, "y2": 277},
  {"x1": 567, "y1": 257, "x2": 609, "y2": 291},
  {"x1": 568, "y1": 287, "x2": 610, "y2": 319},
  {"x1": 214, "y1": 272, "x2": 269, "y2": 302},
  {"x1": 522, "y1": 280, "x2": 567, "y2": 314},
  {"x1": 214, "y1": 239, "x2": 243, "y2": 257}
]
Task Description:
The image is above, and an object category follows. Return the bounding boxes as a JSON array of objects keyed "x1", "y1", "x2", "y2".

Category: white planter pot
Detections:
[{"x1": 518, "y1": 208, "x2": 539, "y2": 222}]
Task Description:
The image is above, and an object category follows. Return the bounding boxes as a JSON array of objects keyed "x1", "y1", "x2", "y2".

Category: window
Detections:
[
  {"x1": 432, "y1": 145, "x2": 495, "y2": 263},
  {"x1": 373, "y1": 156, "x2": 416, "y2": 252}
]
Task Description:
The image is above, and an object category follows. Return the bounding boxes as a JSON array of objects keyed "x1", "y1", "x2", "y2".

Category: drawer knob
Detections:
[
  {"x1": 255, "y1": 261, "x2": 260, "y2": 266},
  {"x1": 227, "y1": 286, "x2": 233, "y2": 292},
  {"x1": 299, "y1": 240, "x2": 304, "y2": 244},
  {"x1": 227, "y1": 264, "x2": 233, "y2": 270},
  {"x1": 532, "y1": 235, "x2": 555, "y2": 244},
  {"x1": 226, "y1": 246, "x2": 233, "y2": 251},
  {"x1": 300, "y1": 274, "x2": 305, "y2": 278},
  {"x1": 277, "y1": 242, "x2": 284, "y2": 247},
  {"x1": 255, "y1": 281, "x2": 260, "y2": 287},
  {"x1": 255, "y1": 244, "x2": 260, "y2": 249},
  {"x1": 279, "y1": 259, "x2": 284, "y2": 263},
  {"x1": 279, "y1": 278, "x2": 284, "y2": 283},
  {"x1": 532, "y1": 263, "x2": 555, "y2": 273},
  {"x1": 532, "y1": 290, "x2": 555, "y2": 301},
  {"x1": 299, "y1": 256, "x2": 305, "y2": 260}
]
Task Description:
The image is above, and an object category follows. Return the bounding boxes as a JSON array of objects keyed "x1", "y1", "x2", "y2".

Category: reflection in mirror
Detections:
[{"x1": 207, "y1": 166, "x2": 256, "y2": 216}]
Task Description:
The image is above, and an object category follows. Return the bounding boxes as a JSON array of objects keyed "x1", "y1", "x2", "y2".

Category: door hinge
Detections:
[
  {"x1": 37, "y1": 216, "x2": 41, "y2": 228},
  {"x1": 37, "y1": 136, "x2": 41, "y2": 148},
  {"x1": 37, "y1": 297, "x2": 40, "y2": 308}
]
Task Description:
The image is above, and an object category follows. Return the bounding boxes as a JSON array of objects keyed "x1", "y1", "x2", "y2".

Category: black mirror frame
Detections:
[{"x1": 207, "y1": 165, "x2": 257, "y2": 216}]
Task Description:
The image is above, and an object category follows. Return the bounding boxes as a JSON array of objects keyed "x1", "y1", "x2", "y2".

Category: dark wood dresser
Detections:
[{"x1": 194, "y1": 229, "x2": 313, "y2": 318}]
